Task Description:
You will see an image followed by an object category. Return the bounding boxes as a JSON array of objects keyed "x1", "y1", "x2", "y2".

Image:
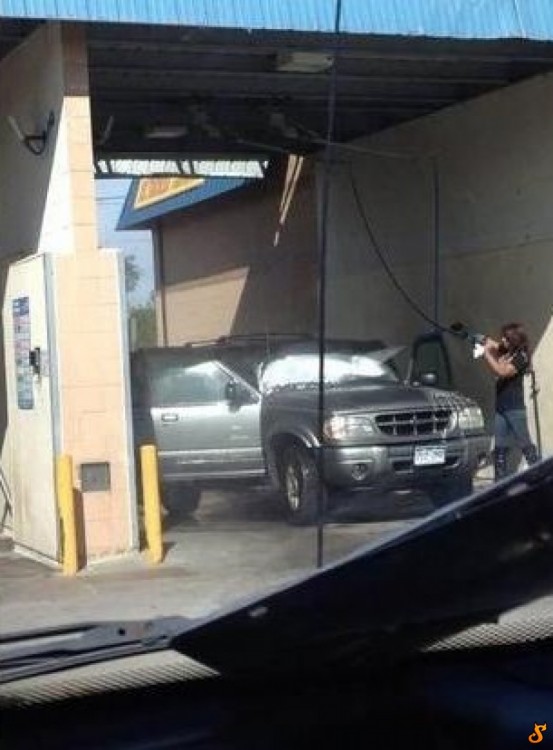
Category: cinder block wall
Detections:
[{"x1": 0, "y1": 23, "x2": 136, "y2": 560}]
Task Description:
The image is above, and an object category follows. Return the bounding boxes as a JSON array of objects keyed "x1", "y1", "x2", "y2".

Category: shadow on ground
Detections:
[{"x1": 163, "y1": 486, "x2": 434, "y2": 531}]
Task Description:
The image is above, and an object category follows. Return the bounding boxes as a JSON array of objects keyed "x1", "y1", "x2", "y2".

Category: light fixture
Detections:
[
  {"x1": 7, "y1": 111, "x2": 55, "y2": 156},
  {"x1": 276, "y1": 51, "x2": 333, "y2": 74},
  {"x1": 145, "y1": 125, "x2": 189, "y2": 140}
]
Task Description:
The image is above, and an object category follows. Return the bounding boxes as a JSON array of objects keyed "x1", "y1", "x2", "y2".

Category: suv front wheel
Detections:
[
  {"x1": 427, "y1": 473, "x2": 473, "y2": 509},
  {"x1": 280, "y1": 445, "x2": 324, "y2": 526}
]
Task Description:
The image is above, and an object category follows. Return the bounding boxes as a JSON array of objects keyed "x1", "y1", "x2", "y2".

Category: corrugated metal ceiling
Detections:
[{"x1": 4, "y1": 3, "x2": 553, "y2": 162}]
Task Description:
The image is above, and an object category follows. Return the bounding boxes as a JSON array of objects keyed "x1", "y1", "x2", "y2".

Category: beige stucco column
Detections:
[{"x1": 0, "y1": 22, "x2": 136, "y2": 560}]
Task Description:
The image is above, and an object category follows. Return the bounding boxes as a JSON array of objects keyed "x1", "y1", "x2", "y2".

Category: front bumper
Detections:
[{"x1": 321, "y1": 435, "x2": 491, "y2": 489}]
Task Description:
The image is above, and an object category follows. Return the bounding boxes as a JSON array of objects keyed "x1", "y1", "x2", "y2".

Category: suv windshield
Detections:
[{"x1": 260, "y1": 350, "x2": 398, "y2": 392}]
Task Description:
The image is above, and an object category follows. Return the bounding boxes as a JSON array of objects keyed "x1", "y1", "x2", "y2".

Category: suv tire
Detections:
[
  {"x1": 162, "y1": 484, "x2": 201, "y2": 516},
  {"x1": 280, "y1": 444, "x2": 323, "y2": 526},
  {"x1": 428, "y1": 473, "x2": 473, "y2": 509}
]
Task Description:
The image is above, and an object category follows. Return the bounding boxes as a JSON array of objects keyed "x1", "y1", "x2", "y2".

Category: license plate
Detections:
[{"x1": 414, "y1": 446, "x2": 446, "y2": 466}]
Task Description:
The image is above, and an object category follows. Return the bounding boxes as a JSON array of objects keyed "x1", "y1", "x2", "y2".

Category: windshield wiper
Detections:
[{"x1": 0, "y1": 616, "x2": 193, "y2": 685}]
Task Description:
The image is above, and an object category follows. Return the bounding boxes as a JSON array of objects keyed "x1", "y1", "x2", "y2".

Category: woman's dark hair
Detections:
[{"x1": 500, "y1": 322, "x2": 530, "y2": 356}]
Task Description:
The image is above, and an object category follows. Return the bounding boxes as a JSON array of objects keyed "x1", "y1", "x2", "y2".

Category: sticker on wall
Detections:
[{"x1": 12, "y1": 297, "x2": 34, "y2": 410}]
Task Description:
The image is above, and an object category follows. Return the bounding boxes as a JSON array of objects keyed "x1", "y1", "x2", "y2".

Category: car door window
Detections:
[
  {"x1": 152, "y1": 361, "x2": 231, "y2": 406},
  {"x1": 410, "y1": 333, "x2": 453, "y2": 390}
]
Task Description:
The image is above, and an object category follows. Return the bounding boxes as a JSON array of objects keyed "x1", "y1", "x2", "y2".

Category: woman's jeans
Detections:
[{"x1": 494, "y1": 408, "x2": 538, "y2": 480}]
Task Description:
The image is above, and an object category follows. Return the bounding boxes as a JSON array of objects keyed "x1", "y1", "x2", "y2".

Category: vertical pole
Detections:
[
  {"x1": 140, "y1": 444, "x2": 164, "y2": 564},
  {"x1": 56, "y1": 454, "x2": 78, "y2": 576},
  {"x1": 432, "y1": 157, "x2": 441, "y2": 330},
  {"x1": 154, "y1": 229, "x2": 169, "y2": 347},
  {"x1": 530, "y1": 370, "x2": 543, "y2": 459},
  {"x1": 316, "y1": 0, "x2": 343, "y2": 570}
]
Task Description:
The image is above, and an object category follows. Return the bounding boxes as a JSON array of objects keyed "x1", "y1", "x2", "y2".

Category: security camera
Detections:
[{"x1": 6, "y1": 111, "x2": 55, "y2": 155}]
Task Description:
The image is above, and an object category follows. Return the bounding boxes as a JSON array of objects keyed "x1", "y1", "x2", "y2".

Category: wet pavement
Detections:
[{"x1": 0, "y1": 487, "x2": 433, "y2": 634}]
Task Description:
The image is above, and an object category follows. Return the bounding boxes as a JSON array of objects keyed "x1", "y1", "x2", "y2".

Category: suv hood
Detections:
[{"x1": 265, "y1": 383, "x2": 465, "y2": 414}]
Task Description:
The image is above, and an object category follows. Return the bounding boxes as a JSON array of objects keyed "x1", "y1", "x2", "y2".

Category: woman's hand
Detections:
[
  {"x1": 483, "y1": 343, "x2": 517, "y2": 378},
  {"x1": 484, "y1": 337, "x2": 500, "y2": 352}
]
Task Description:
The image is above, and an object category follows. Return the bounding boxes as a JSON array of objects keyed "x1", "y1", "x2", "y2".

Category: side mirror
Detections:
[{"x1": 225, "y1": 381, "x2": 254, "y2": 405}]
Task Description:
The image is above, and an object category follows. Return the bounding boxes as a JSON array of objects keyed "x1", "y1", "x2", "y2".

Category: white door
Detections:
[{"x1": 3, "y1": 254, "x2": 58, "y2": 562}]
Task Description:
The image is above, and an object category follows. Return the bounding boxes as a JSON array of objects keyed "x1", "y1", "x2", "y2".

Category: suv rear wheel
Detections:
[
  {"x1": 162, "y1": 484, "x2": 201, "y2": 516},
  {"x1": 280, "y1": 445, "x2": 323, "y2": 526}
]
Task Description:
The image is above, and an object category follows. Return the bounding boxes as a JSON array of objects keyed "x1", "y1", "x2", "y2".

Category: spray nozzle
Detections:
[{"x1": 450, "y1": 322, "x2": 486, "y2": 346}]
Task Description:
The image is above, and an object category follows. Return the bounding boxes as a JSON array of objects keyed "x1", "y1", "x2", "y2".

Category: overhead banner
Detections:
[{"x1": 95, "y1": 158, "x2": 268, "y2": 179}]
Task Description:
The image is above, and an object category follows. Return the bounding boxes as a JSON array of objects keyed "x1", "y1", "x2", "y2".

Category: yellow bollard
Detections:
[
  {"x1": 56, "y1": 455, "x2": 78, "y2": 576},
  {"x1": 140, "y1": 444, "x2": 164, "y2": 564}
]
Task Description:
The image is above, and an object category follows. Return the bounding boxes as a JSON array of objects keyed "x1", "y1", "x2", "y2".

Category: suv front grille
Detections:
[{"x1": 375, "y1": 409, "x2": 452, "y2": 437}]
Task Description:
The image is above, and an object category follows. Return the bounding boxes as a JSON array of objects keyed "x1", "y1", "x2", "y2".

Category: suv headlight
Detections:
[
  {"x1": 323, "y1": 414, "x2": 376, "y2": 441},
  {"x1": 458, "y1": 405, "x2": 485, "y2": 431}
]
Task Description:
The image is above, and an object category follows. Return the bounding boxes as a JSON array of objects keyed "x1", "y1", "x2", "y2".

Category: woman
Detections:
[{"x1": 482, "y1": 322, "x2": 538, "y2": 480}]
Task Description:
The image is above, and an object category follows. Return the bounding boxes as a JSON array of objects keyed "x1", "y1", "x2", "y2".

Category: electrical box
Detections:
[{"x1": 80, "y1": 462, "x2": 111, "y2": 493}]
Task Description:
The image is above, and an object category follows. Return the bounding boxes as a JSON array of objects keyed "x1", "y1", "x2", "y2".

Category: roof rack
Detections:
[
  {"x1": 182, "y1": 338, "x2": 221, "y2": 348},
  {"x1": 216, "y1": 333, "x2": 314, "y2": 343},
  {"x1": 182, "y1": 333, "x2": 315, "y2": 347},
  {"x1": 180, "y1": 335, "x2": 388, "y2": 351}
]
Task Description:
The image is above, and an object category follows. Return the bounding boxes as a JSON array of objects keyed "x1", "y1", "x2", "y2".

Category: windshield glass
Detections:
[
  {"x1": 260, "y1": 351, "x2": 398, "y2": 392},
  {"x1": 2, "y1": 2, "x2": 547, "y2": 678}
]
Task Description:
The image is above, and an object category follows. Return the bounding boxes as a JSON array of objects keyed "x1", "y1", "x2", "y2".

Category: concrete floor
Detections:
[{"x1": 0, "y1": 487, "x2": 431, "y2": 635}]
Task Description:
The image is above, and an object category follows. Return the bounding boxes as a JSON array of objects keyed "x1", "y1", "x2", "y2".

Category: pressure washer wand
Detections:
[{"x1": 448, "y1": 321, "x2": 487, "y2": 357}]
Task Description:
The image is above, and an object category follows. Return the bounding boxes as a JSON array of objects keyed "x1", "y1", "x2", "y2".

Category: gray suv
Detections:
[{"x1": 131, "y1": 335, "x2": 490, "y2": 524}]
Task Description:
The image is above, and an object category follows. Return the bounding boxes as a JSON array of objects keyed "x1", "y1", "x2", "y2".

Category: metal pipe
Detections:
[
  {"x1": 154, "y1": 224, "x2": 169, "y2": 346},
  {"x1": 316, "y1": 0, "x2": 343, "y2": 570},
  {"x1": 529, "y1": 369, "x2": 543, "y2": 459}
]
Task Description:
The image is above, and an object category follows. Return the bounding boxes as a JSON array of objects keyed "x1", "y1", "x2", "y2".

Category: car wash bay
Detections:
[{"x1": 1, "y1": 10, "x2": 553, "y2": 582}]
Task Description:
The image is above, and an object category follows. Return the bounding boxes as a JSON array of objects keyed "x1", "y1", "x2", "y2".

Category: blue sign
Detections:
[{"x1": 12, "y1": 297, "x2": 34, "y2": 410}]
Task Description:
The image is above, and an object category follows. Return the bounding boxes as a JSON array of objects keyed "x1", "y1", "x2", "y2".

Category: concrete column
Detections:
[{"x1": 0, "y1": 23, "x2": 136, "y2": 560}]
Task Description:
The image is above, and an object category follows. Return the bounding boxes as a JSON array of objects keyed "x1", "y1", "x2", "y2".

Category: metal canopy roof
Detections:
[
  {"x1": 2, "y1": 1, "x2": 553, "y2": 40},
  {"x1": 3, "y1": 11, "x2": 553, "y2": 161}
]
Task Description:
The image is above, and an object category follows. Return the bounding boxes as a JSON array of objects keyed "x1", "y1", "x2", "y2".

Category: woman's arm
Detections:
[{"x1": 483, "y1": 341, "x2": 517, "y2": 378}]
